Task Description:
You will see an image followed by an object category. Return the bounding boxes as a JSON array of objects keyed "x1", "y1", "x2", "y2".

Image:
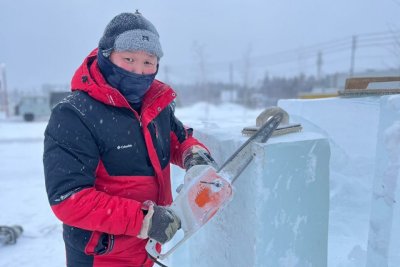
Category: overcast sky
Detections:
[{"x1": 0, "y1": 0, "x2": 399, "y2": 91}]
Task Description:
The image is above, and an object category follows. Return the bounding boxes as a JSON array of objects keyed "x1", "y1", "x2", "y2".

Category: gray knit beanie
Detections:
[{"x1": 98, "y1": 10, "x2": 163, "y2": 58}]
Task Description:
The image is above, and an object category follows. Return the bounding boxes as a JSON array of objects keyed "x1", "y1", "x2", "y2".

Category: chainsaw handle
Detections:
[
  {"x1": 146, "y1": 166, "x2": 233, "y2": 261},
  {"x1": 146, "y1": 238, "x2": 161, "y2": 259},
  {"x1": 146, "y1": 233, "x2": 191, "y2": 261}
]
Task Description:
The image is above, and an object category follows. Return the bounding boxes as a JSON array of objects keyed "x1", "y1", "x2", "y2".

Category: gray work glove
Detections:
[
  {"x1": 137, "y1": 203, "x2": 181, "y2": 245},
  {"x1": 176, "y1": 146, "x2": 219, "y2": 193},
  {"x1": 182, "y1": 145, "x2": 218, "y2": 171}
]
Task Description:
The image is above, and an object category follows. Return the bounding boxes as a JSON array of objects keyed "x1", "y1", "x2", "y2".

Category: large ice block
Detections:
[
  {"x1": 279, "y1": 97, "x2": 381, "y2": 266},
  {"x1": 279, "y1": 96, "x2": 400, "y2": 267},
  {"x1": 169, "y1": 124, "x2": 330, "y2": 267},
  {"x1": 367, "y1": 95, "x2": 400, "y2": 267}
]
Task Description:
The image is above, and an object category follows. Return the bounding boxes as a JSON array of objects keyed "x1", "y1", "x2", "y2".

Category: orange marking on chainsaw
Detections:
[{"x1": 195, "y1": 186, "x2": 212, "y2": 207}]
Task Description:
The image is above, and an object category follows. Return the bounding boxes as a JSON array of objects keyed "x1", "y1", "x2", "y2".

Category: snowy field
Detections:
[
  {"x1": 0, "y1": 100, "x2": 397, "y2": 266},
  {"x1": 0, "y1": 119, "x2": 65, "y2": 266}
]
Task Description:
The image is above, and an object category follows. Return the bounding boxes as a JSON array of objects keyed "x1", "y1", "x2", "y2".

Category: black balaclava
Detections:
[
  {"x1": 97, "y1": 11, "x2": 163, "y2": 109},
  {"x1": 97, "y1": 51, "x2": 158, "y2": 107}
]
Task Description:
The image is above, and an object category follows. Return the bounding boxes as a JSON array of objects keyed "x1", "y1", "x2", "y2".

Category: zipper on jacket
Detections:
[
  {"x1": 130, "y1": 85, "x2": 175, "y2": 128},
  {"x1": 107, "y1": 234, "x2": 114, "y2": 254}
]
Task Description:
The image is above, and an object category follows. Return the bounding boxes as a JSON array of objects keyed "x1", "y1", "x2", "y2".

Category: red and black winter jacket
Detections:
[{"x1": 43, "y1": 49, "x2": 206, "y2": 267}]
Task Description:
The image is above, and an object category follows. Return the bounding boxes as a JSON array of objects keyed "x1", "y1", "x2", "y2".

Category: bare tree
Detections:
[
  {"x1": 192, "y1": 41, "x2": 207, "y2": 85},
  {"x1": 192, "y1": 41, "x2": 210, "y2": 118},
  {"x1": 241, "y1": 44, "x2": 252, "y2": 89},
  {"x1": 241, "y1": 44, "x2": 253, "y2": 106},
  {"x1": 387, "y1": 27, "x2": 400, "y2": 73},
  {"x1": 395, "y1": 32, "x2": 400, "y2": 75},
  {"x1": 394, "y1": 1, "x2": 400, "y2": 73}
]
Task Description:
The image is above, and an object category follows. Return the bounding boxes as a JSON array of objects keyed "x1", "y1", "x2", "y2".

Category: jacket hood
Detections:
[{"x1": 71, "y1": 48, "x2": 176, "y2": 110}]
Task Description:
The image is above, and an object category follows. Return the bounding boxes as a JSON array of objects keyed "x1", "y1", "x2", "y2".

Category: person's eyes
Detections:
[
  {"x1": 124, "y1": 58, "x2": 134, "y2": 63},
  {"x1": 144, "y1": 61, "x2": 155, "y2": 65}
]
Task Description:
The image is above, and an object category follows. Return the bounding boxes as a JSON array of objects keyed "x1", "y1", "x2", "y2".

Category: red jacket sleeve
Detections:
[
  {"x1": 169, "y1": 108, "x2": 209, "y2": 168},
  {"x1": 51, "y1": 188, "x2": 144, "y2": 236}
]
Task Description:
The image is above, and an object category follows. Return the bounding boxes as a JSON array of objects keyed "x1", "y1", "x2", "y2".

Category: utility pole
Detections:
[
  {"x1": 193, "y1": 42, "x2": 209, "y2": 119},
  {"x1": 317, "y1": 51, "x2": 323, "y2": 81},
  {"x1": 229, "y1": 62, "x2": 234, "y2": 85},
  {"x1": 298, "y1": 47, "x2": 306, "y2": 76},
  {"x1": 349, "y1": 35, "x2": 357, "y2": 77},
  {"x1": 193, "y1": 42, "x2": 207, "y2": 85},
  {"x1": 242, "y1": 45, "x2": 252, "y2": 106},
  {"x1": 228, "y1": 62, "x2": 236, "y2": 103},
  {"x1": 242, "y1": 46, "x2": 252, "y2": 90},
  {"x1": 0, "y1": 64, "x2": 9, "y2": 117}
]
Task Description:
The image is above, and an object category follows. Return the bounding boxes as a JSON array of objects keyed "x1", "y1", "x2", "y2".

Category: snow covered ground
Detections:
[
  {"x1": 0, "y1": 100, "x2": 398, "y2": 266},
  {"x1": 0, "y1": 119, "x2": 65, "y2": 266}
]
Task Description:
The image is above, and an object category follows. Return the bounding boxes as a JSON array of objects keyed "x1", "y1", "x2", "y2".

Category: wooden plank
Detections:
[{"x1": 345, "y1": 76, "x2": 400, "y2": 90}]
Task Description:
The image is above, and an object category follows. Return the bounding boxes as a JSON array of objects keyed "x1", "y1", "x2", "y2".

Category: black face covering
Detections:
[{"x1": 97, "y1": 51, "x2": 157, "y2": 104}]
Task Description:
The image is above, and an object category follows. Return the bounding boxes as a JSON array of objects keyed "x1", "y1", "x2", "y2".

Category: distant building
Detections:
[{"x1": 16, "y1": 90, "x2": 70, "y2": 122}]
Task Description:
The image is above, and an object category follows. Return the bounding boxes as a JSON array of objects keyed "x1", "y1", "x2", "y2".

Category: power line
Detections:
[
  {"x1": 252, "y1": 31, "x2": 399, "y2": 63},
  {"x1": 162, "y1": 30, "x2": 400, "y2": 82}
]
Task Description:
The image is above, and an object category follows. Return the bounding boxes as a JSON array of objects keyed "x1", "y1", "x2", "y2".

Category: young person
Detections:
[{"x1": 43, "y1": 10, "x2": 216, "y2": 267}]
